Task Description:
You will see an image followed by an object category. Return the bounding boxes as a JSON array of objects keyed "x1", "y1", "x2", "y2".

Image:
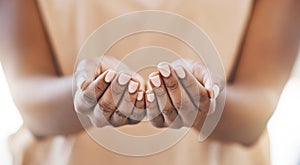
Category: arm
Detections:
[
  {"x1": 0, "y1": 0, "x2": 82, "y2": 137},
  {"x1": 139, "y1": 0, "x2": 299, "y2": 146},
  {"x1": 211, "y1": 0, "x2": 300, "y2": 145}
]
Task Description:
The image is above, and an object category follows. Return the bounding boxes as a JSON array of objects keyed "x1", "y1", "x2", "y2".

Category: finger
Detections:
[
  {"x1": 75, "y1": 59, "x2": 98, "y2": 89},
  {"x1": 174, "y1": 66, "x2": 210, "y2": 113},
  {"x1": 191, "y1": 63, "x2": 215, "y2": 98},
  {"x1": 98, "y1": 73, "x2": 131, "y2": 124},
  {"x1": 74, "y1": 70, "x2": 114, "y2": 114},
  {"x1": 149, "y1": 72, "x2": 181, "y2": 128},
  {"x1": 158, "y1": 63, "x2": 196, "y2": 126},
  {"x1": 74, "y1": 71, "x2": 106, "y2": 114},
  {"x1": 89, "y1": 104, "x2": 109, "y2": 127},
  {"x1": 94, "y1": 70, "x2": 116, "y2": 99},
  {"x1": 110, "y1": 80, "x2": 139, "y2": 126},
  {"x1": 128, "y1": 91, "x2": 146, "y2": 124},
  {"x1": 146, "y1": 83, "x2": 164, "y2": 128}
]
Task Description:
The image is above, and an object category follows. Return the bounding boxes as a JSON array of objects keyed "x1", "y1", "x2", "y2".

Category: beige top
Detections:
[{"x1": 9, "y1": 1, "x2": 271, "y2": 165}]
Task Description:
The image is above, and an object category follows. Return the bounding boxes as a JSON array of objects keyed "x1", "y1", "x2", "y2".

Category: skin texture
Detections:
[
  {"x1": 74, "y1": 57, "x2": 146, "y2": 127},
  {"x1": 0, "y1": 0, "x2": 299, "y2": 148}
]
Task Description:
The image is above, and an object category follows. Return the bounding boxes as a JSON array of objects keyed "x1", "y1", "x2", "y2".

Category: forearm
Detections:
[
  {"x1": 209, "y1": 83, "x2": 277, "y2": 146},
  {"x1": 208, "y1": 0, "x2": 300, "y2": 146},
  {"x1": 10, "y1": 76, "x2": 83, "y2": 137}
]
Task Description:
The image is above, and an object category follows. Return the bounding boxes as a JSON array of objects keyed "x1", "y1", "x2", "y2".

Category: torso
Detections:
[{"x1": 33, "y1": 0, "x2": 270, "y2": 164}]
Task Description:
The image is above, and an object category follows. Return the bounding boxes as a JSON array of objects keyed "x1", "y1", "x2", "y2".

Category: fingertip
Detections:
[
  {"x1": 137, "y1": 91, "x2": 144, "y2": 101},
  {"x1": 104, "y1": 70, "x2": 117, "y2": 83},
  {"x1": 157, "y1": 62, "x2": 171, "y2": 78},
  {"x1": 146, "y1": 90, "x2": 155, "y2": 103},
  {"x1": 174, "y1": 66, "x2": 186, "y2": 79},
  {"x1": 149, "y1": 74, "x2": 161, "y2": 87},
  {"x1": 118, "y1": 73, "x2": 131, "y2": 85},
  {"x1": 128, "y1": 80, "x2": 139, "y2": 94}
]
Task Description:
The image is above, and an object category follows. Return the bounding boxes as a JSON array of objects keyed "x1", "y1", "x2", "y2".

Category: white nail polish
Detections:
[
  {"x1": 174, "y1": 67, "x2": 185, "y2": 79},
  {"x1": 212, "y1": 85, "x2": 220, "y2": 99},
  {"x1": 147, "y1": 92, "x2": 155, "y2": 102},
  {"x1": 128, "y1": 80, "x2": 139, "y2": 93},
  {"x1": 158, "y1": 64, "x2": 171, "y2": 77},
  {"x1": 150, "y1": 75, "x2": 161, "y2": 87},
  {"x1": 105, "y1": 70, "x2": 116, "y2": 83},
  {"x1": 118, "y1": 73, "x2": 131, "y2": 85},
  {"x1": 137, "y1": 91, "x2": 144, "y2": 101}
]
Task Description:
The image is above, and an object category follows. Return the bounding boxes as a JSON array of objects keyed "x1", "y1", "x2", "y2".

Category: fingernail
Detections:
[
  {"x1": 118, "y1": 73, "x2": 131, "y2": 85},
  {"x1": 212, "y1": 85, "x2": 220, "y2": 99},
  {"x1": 174, "y1": 66, "x2": 185, "y2": 79},
  {"x1": 146, "y1": 92, "x2": 155, "y2": 102},
  {"x1": 158, "y1": 63, "x2": 171, "y2": 77},
  {"x1": 128, "y1": 80, "x2": 139, "y2": 93},
  {"x1": 137, "y1": 91, "x2": 144, "y2": 101},
  {"x1": 105, "y1": 70, "x2": 116, "y2": 83},
  {"x1": 150, "y1": 75, "x2": 161, "y2": 87}
]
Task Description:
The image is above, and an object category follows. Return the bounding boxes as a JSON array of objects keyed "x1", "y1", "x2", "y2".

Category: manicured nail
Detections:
[
  {"x1": 174, "y1": 66, "x2": 185, "y2": 79},
  {"x1": 104, "y1": 70, "x2": 116, "y2": 83},
  {"x1": 158, "y1": 63, "x2": 171, "y2": 77},
  {"x1": 118, "y1": 73, "x2": 131, "y2": 85},
  {"x1": 128, "y1": 80, "x2": 139, "y2": 93},
  {"x1": 212, "y1": 85, "x2": 220, "y2": 99},
  {"x1": 150, "y1": 75, "x2": 161, "y2": 87},
  {"x1": 147, "y1": 92, "x2": 155, "y2": 102},
  {"x1": 137, "y1": 91, "x2": 144, "y2": 101}
]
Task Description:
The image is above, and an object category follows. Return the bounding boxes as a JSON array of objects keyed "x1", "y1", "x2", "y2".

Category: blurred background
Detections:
[{"x1": 0, "y1": 51, "x2": 299, "y2": 164}]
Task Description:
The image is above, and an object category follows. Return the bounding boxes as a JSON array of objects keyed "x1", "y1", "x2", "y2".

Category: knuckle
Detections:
[
  {"x1": 162, "y1": 106, "x2": 176, "y2": 116},
  {"x1": 154, "y1": 88, "x2": 166, "y2": 97},
  {"x1": 165, "y1": 80, "x2": 179, "y2": 91},
  {"x1": 95, "y1": 83, "x2": 106, "y2": 93},
  {"x1": 117, "y1": 109, "x2": 131, "y2": 118},
  {"x1": 199, "y1": 89, "x2": 208, "y2": 98},
  {"x1": 115, "y1": 110, "x2": 127, "y2": 118},
  {"x1": 98, "y1": 100, "x2": 115, "y2": 112}
]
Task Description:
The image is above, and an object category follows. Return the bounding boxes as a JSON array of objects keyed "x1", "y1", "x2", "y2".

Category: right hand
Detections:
[{"x1": 74, "y1": 57, "x2": 146, "y2": 127}]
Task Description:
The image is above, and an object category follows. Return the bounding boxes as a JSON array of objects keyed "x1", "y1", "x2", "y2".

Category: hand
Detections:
[
  {"x1": 145, "y1": 60, "x2": 219, "y2": 129},
  {"x1": 74, "y1": 57, "x2": 146, "y2": 127}
]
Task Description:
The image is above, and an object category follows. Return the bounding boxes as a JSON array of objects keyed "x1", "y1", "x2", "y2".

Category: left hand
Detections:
[{"x1": 145, "y1": 60, "x2": 214, "y2": 129}]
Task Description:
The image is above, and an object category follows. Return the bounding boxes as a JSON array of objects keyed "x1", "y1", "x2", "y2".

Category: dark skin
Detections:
[{"x1": 0, "y1": 0, "x2": 299, "y2": 146}]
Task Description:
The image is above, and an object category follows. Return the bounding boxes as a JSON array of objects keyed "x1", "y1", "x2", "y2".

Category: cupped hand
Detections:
[
  {"x1": 74, "y1": 57, "x2": 146, "y2": 127},
  {"x1": 145, "y1": 60, "x2": 219, "y2": 129}
]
